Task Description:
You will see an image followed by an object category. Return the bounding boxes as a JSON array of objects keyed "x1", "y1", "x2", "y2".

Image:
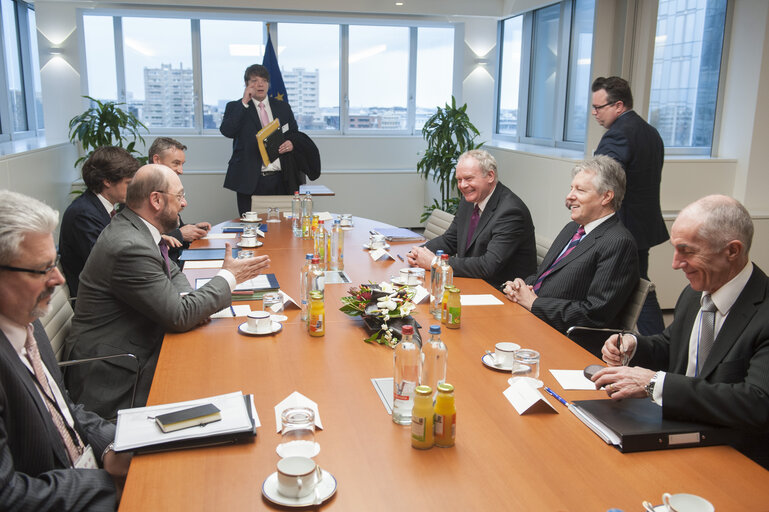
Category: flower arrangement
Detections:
[{"x1": 340, "y1": 282, "x2": 419, "y2": 347}]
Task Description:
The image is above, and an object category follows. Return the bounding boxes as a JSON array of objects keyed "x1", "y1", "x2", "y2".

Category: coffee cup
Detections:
[
  {"x1": 242, "y1": 211, "x2": 259, "y2": 221},
  {"x1": 276, "y1": 456, "x2": 323, "y2": 498},
  {"x1": 494, "y1": 341, "x2": 520, "y2": 366},
  {"x1": 369, "y1": 233, "x2": 386, "y2": 250},
  {"x1": 662, "y1": 493, "x2": 714, "y2": 512},
  {"x1": 240, "y1": 234, "x2": 257, "y2": 247},
  {"x1": 247, "y1": 311, "x2": 271, "y2": 333},
  {"x1": 399, "y1": 267, "x2": 425, "y2": 286}
]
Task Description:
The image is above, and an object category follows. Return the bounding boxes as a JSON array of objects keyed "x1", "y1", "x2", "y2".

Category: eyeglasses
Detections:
[
  {"x1": 592, "y1": 101, "x2": 617, "y2": 111},
  {"x1": 0, "y1": 254, "x2": 60, "y2": 276},
  {"x1": 155, "y1": 190, "x2": 186, "y2": 201}
]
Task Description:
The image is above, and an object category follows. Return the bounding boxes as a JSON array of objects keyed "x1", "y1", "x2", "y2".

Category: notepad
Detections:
[{"x1": 155, "y1": 403, "x2": 222, "y2": 433}]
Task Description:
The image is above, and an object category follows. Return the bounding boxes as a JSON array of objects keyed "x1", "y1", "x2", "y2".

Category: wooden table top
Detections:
[{"x1": 118, "y1": 217, "x2": 769, "y2": 511}]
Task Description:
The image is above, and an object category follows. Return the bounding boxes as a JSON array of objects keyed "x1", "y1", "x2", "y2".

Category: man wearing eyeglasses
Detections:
[
  {"x1": 592, "y1": 76, "x2": 667, "y2": 336},
  {"x1": 0, "y1": 190, "x2": 131, "y2": 510},
  {"x1": 64, "y1": 164, "x2": 271, "y2": 419}
]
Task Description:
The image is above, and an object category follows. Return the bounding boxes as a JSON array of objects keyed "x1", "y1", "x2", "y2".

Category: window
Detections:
[
  {"x1": 0, "y1": 0, "x2": 43, "y2": 138},
  {"x1": 496, "y1": 0, "x2": 596, "y2": 148},
  {"x1": 648, "y1": 0, "x2": 727, "y2": 154},
  {"x1": 416, "y1": 27, "x2": 454, "y2": 130},
  {"x1": 83, "y1": 15, "x2": 118, "y2": 102}
]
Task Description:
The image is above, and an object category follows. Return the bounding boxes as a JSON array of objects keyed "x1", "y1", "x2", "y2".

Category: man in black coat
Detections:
[
  {"x1": 592, "y1": 76, "x2": 667, "y2": 335},
  {"x1": 220, "y1": 64, "x2": 319, "y2": 216}
]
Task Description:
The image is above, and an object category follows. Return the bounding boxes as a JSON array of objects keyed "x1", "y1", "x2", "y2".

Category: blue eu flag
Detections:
[{"x1": 262, "y1": 33, "x2": 288, "y2": 103}]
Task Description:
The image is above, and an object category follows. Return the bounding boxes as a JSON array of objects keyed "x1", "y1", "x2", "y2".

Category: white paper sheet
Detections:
[
  {"x1": 460, "y1": 294, "x2": 505, "y2": 306},
  {"x1": 317, "y1": 211, "x2": 333, "y2": 222},
  {"x1": 236, "y1": 274, "x2": 272, "y2": 291},
  {"x1": 369, "y1": 248, "x2": 394, "y2": 261},
  {"x1": 549, "y1": 369, "x2": 600, "y2": 390},
  {"x1": 203, "y1": 233, "x2": 237, "y2": 240},
  {"x1": 274, "y1": 391, "x2": 323, "y2": 432},
  {"x1": 184, "y1": 260, "x2": 224, "y2": 269},
  {"x1": 503, "y1": 380, "x2": 557, "y2": 415},
  {"x1": 371, "y1": 377, "x2": 394, "y2": 415},
  {"x1": 412, "y1": 285, "x2": 430, "y2": 304},
  {"x1": 114, "y1": 391, "x2": 260, "y2": 452},
  {"x1": 211, "y1": 304, "x2": 251, "y2": 319}
]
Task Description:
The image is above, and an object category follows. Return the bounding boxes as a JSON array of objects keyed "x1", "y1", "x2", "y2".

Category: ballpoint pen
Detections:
[
  {"x1": 617, "y1": 330, "x2": 630, "y2": 366},
  {"x1": 397, "y1": 254, "x2": 405, "y2": 262},
  {"x1": 544, "y1": 386, "x2": 569, "y2": 407},
  {"x1": 230, "y1": 305, "x2": 236, "y2": 317}
]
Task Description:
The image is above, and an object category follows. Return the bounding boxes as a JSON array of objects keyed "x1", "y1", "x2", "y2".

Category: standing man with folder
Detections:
[
  {"x1": 220, "y1": 64, "x2": 299, "y2": 216},
  {"x1": 595, "y1": 195, "x2": 769, "y2": 468}
]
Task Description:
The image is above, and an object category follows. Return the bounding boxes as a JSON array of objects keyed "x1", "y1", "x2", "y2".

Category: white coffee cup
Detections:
[
  {"x1": 240, "y1": 234, "x2": 258, "y2": 247},
  {"x1": 399, "y1": 267, "x2": 425, "y2": 286},
  {"x1": 369, "y1": 234, "x2": 386, "y2": 250},
  {"x1": 276, "y1": 456, "x2": 323, "y2": 498},
  {"x1": 243, "y1": 211, "x2": 259, "y2": 221},
  {"x1": 494, "y1": 342, "x2": 520, "y2": 366},
  {"x1": 247, "y1": 311, "x2": 271, "y2": 333},
  {"x1": 662, "y1": 493, "x2": 714, "y2": 512}
]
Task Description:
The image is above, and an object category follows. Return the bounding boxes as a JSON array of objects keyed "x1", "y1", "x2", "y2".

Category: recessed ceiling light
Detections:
[{"x1": 395, "y1": 2, "x2": 404, "y2": 5}]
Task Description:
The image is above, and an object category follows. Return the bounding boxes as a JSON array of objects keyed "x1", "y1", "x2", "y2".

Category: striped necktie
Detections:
[
  {"x1": 697, "y1": 294, "x2": 717, "y2": 375},
  {"x1": 533, "y1": 226, "x2": 585, "y2": 293},
  {"x1": 159, "y1": 239, "x2": 172, "y2": 278}
]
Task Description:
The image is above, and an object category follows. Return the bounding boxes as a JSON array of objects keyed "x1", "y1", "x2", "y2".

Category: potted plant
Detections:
[
  {"x1": 416, "y1": 96, "x2": 483, "y2": 221},
  {"x1": 68, "y1": 95, "x2": 149, "y2": 168}
]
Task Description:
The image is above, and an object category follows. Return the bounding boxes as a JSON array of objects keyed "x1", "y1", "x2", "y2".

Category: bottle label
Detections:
[
  {"x1": 434, "y1": 414, "x2": 444, "y2": 436},
  {"x1": 411, "y1": 415, "x2": 426, "y2": 441}
]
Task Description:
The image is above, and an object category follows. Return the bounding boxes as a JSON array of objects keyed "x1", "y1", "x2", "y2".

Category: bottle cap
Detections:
[
  {"x1": 441, "y1": 254, "x2": 449, "y2": 260},
  {"x1": 306, "y1": 253, "x2": 314, "y2": 260},
  {"x1": 429, "y1": 325, "x2": 441, "y2": 334},
  {"x1": 311, "y1": 257, "x2": 320, "y2": 264},
  {"x1": 437, "y1": 382, "x2": 454, "y2": 393},
  {"x1": 415, "y1": 385, "x2": 432, "y2": 396},
  {"x1": 436, "y1": 250, "x2": 444, "y2": 256},
  {"x1": 401, "y1": 325, "x2": 414, "y2": 335}
]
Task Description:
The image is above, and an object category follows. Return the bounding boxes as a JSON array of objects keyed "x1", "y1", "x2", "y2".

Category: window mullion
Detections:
[
  {"x1": 407, "y1": 26, "x2": 417, "y2": 135},
  {"x1": 114, "y1": 17, "x2": 126, "y2": 103},
  {"x1": 190, "y1": 18, "x2": 203, "y2": 133}
]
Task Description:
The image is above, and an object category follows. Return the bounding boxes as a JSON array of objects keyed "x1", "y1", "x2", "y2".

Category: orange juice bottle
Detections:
[
  {"x1": 411, "y1": 385, "x2": 434, "y2": 449},
  {"x1": 434, "y1": 382, "x2": 456, "y2": 447}
]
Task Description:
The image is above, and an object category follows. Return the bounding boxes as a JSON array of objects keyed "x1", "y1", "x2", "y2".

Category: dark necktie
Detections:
[
  {"x1": 24, "y1": 325, "x2": 84, "y2": 465},
  {"x1": 697, "y1": 294, "x2": 717, "y2": 375},
  {"x1": 533, "y1": 226, "x2": 586, "y2": 293},
  {"x1": 466, "y1": 205, "x2": 481, "y2": 250},
  {"x1": 159, "y1": 239, "x2": 172, "y2": 278}
]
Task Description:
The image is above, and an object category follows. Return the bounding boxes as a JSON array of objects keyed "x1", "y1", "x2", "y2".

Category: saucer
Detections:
[
  {"x1": 507, "y1": 377, "x2": 544, "y2": 389},
  {"x1": 262, "y1": 469, "x2": 337, "y2": 508},
  {"x1": 276, "y1": 441, "x2": 321, "y2": 458},
  {"x1": 237, "y1": 240, "x2": 264, "y2": 248},
  {"x1": 362, "y1": 242, "x2": 390, "y2": 250},
  {"x1": 240, "y1": 217, "x2": 262, "y2": 223},
  {"x1": 270, "y1": 314, "x2": 288, "y2": 322},
  {"x1": 481, "y1": 353, "x2": 513, "y2": 372},
  {"x1": 238, "y1": 321, "x2": 282, "y2": 336}
]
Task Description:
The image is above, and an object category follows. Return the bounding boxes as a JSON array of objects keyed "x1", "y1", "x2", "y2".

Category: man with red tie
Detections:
[
  {"x1": 0, "y1": 190, "x2": 131, "y2": 510},
  {"x1": 503, "y1": 155, "x2": 639, "y2": 346}
]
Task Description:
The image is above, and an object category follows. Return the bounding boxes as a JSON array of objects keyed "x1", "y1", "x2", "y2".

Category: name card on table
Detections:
[
  {"x1": 369, "y1": 248, "x2": 395, "y2": 261},
  {"x1": 503, "y1": 380, "x2": 558, "y2": 415}
]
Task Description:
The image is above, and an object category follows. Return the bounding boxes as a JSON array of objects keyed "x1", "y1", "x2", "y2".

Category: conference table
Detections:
[{"x1": 118, "y1": 215, "x2": 769, "y2": 511}]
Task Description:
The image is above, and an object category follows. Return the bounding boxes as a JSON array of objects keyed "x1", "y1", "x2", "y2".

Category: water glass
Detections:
[
  {"x1": 340, "y1": 214, "x2": 353, "y2": 228},
  {"x1": 263, "y1": 291, "x2": 284, "y2": 314},
  {"x1": 511, "y1": 349, "x2": 541, "y2": 387},
  {"x1": 267, "y1": 207, "x2": 281, "y2": 223},
  {"x1": 277, "y1": 407, "x2": 318, "y2": 458},
  {"x1": 237, "y1": 250, "x2": 254, "y2": 259}
]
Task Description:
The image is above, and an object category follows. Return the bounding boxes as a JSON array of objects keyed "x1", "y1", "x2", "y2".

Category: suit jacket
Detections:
[
  {"x1": 59, "y1": 190, "x2": 112, "y2": 298},
  {"x1": 633, "y1": 265, "x2": 769, "y2": 466},
  {"x1": 594, "y1": 110, "x2": 668, "y2": 250},
  {"x1": 424, "y1": 182, "x2": 536, "y2": 287},
  {"x1": 166, "y1": 214, "x2": 189, "y2": 269},
  {"x1": 64, "y1": 208, "x2": 231, "y2": 419},
  {"x1": 220, "y1": 97, "x2": 308, "y2": 195},
  {"x1": 525, "y1": 215, "x2": 639, "y2": 334},
  {"x1": 0, "y1": 321, "x2": 116, "y2": 511}
]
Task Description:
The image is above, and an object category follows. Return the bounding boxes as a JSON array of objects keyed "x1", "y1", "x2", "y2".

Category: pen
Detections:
[
  {"x1": 617, "y1": 329, "x2": 629, "y2": 366},
  {"x1": 544, "y1": 386, "x2": 569, "y2": 407},
  {"x1": 230, "y1": 305, "x2": 236, "y2": 317},
  {"x1": 397, "y1": 254, "x2": 405, "y2": 262}
]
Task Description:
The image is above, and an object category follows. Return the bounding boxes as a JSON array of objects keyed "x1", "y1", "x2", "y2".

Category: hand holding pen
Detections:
[{"x1": 602, "y1": 332, "x2": 637, "y2": 366}]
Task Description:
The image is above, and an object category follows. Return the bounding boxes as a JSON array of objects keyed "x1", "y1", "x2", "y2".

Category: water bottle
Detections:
[
  {"x1": 430, "y1": 250, "x2": 445, "y2": 319},
  {"x1": 299, "y1": 253, "x2": 313, "y2": 322},
  {"x1": 301, "y1": 192, "x2": 313, "y2": 239},
  {"x1": 439, "y1": 254, "x2": 454, "y2": 323},
  {"x1": 421, "y1": 325, "x2": 447, "y2": 400},
  {"x1": 291, "y1": 191, "x2": 302, "y2": 237},
  {"x1": 393, "y1": 325, "x2": 420, "y2": 425},
  {"x1": 328, "y1": 218, "x2": 344, "y2": 271},
  {"x1": 314, "y1": 220, "x2": 327, "y2": 269},
  {"x1": 309, "y1": 255, "x2": 325, "y2": 297}
]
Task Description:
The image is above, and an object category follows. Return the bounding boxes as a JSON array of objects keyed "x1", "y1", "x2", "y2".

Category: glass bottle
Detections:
[
  {"x1": 314, "y1": 219, "x2": 327, "y2": 269},
  {"x1": 308, "y1": 290, "x2": 325, "y2": 337},
  {"x1": 429, "y1": 250, "x2": 445, "y2": 319},
  {"x1": 328, "y1": 218, "x2": 344, "y2": 271},
  {"x1": 393, "y1": 324, "x2": 419, "y2": 425},
  {"x1": 310, "y1": 214, "x2": 319, "y2": 240},
  {"x1": 291, "y1": 191, "x2": 302, "y2": 237},
  {"x1": 301, "y1": 192, "x2": 313, "y2": 239},
  {"x1": 309, "y1": 255, "x2": 325, "y2": 298},
  {"x1": 446, "y1": 287, "x2": 461, "y2": 329},
  {"x1": 433, "y1": 382, "x2": 456, "y2": 447},
  {"x1": 421, "y1": 324, "x2": 447, "y2": 400},
  {"x1": 299, "y1": 253, "x2": 313, "y2": 322},
  {"x1": 411, "y1": 385, "x2": 434, "y2": 449},
  {"x1": 439, "y1": 255, "x2": 453, "y2": 323}
]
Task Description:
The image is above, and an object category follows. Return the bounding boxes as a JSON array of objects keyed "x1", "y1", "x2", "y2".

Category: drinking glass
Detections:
[
  {"x1": 263, "y1": 291, "x2": 284, "y2": 314},
  {"x1": 511, "y1": 349, "x2": 542, "y2": 388},
  {"x1": 277, "y1": 407, "x2": 319, "y2": 458},
  {"x1": 237, "y1": 250, "x2": 254, "y2": 259},
  {"x1": 267, "y1": 207, "x2": 281, "y2": 223}
]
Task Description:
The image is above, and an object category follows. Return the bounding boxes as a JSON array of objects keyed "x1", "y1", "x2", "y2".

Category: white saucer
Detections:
[
  {"x1": 266, "y1": 218, "x2": 281, "y2": 223},
  {"x1": 270, "y1": 314, "x2": 288, "y2": 322},
  {"x1": 276, "y1": 441, "x2": 321, "y2": 458},
  {"x1": 507, "y1": 377, "x2": 544, "y2": 389},
  {"x1": 262, "y1": 469, "x2": 337, "y2": 508},
  {"x1": 238, "y1": 321, "x2": 282, "y2": 336},
  {"x1": 237, "y1": 240, "x2": 264, "y2": 248},
  {"x1": 362, "y1": 243, "x2": 390, "y2": 250},
  {"x1": 481, "y1": 353, "x2": 513, "y2": 372},
  {"x1": 240, "y1": 217, "x2": 262, "y2": 223}
]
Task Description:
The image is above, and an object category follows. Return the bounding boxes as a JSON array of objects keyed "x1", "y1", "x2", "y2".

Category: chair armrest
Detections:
[{"x1": 58, "y1": 353, "x2": 140, "y2": 414}]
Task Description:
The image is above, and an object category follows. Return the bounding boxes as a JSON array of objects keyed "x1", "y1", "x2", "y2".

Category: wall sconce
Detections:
[
  {"x1": 475, "y1": 58, "x2": 490, "y2": 67},
  {"x1": 49, "y1": 48, "x2": 63, "y2": 56}
]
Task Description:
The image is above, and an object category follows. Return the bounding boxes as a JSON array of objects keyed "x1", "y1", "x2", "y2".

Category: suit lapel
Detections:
[
  {"x1": 85, "y1": 190, "x2": 111, "y2": 224},
  {"x1": 538, "y1": 222, "x2": 577, "y2": 273},
  {"x1": 246, "y1": 99, "x2": 262, "y2": 130},
  {"x1": 546, "y1": 216, "x2": 617, "y2": 275},
  {"x1": 466, "y1": 187, "x2": 499, "y2": 251},
  {"x1": 669, "y1": 290, "x2": 701, "y2": 374},
  {"x1": 700, "y1": 267, "x2": 767, "y2": 377}
]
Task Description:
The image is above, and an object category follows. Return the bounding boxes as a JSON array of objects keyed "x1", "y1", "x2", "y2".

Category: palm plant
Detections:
[
  {"x1": 416, "y1": 96, "x2": 483, "y2": 221},
  {"x1": 68, "y1": 96, "x2": 148, "y2": 168}
]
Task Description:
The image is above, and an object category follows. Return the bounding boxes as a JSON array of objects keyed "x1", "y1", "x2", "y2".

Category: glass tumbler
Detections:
[
  {"x1": 277, "y1": 407, "x2": 319, "y2": 458},
  {"x1": 263, "y1": 291, "x2": 284, "y2": 314},
  {"x1": 267, "y1": 207, "x2": 281, "y2": 223},
  {"x1": 511, "y1": 349, "x2": 541, "y2": 388}
]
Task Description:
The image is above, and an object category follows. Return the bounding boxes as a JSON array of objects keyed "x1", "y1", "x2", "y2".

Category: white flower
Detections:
[{"x1": 377, "y1": 297, "x2": 398, "y2": 311}]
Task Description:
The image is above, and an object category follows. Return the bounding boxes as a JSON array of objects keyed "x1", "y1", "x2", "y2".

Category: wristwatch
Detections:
[{"x1": 645, "y1": 371, "x2": 661, "y2": 398}]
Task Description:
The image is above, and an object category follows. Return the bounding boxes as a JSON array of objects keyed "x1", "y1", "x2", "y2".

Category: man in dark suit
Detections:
[
  {"x1": 595, "y1": 195, "x2": 769, "y2": 468},
  {"x1": 65, "y1": 165, "x2": 271, "y2": 419},
  {"x1": 407, "y1": 149, "x2": 536, "y2": 287},
  {"x1": 148, "y1": 137, "x2": 211, "y2": 268},
  {"x1": 220, "y1": 64, "x2": 301, "y2": 216},
  {"x1": 592, "y1": 76, "x2": 667, "y2": 335},
  {"x1": 59, "y1": 146, "x2": 140, "y2": 297},
  {"x1": 0, "y1": 190, "x2": 131, "y2": 510},
  {"x1": 503, "y1": 156, "x2": 639, "y2": 340}
]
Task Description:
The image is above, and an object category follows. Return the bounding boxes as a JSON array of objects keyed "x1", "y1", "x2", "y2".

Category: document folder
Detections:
[
  {"x1": 571, "y1": 398, "x2": 735, "y2": 453},
  {"x1": 256, "y1": 118, "x2": 284, "y2": 166}
]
